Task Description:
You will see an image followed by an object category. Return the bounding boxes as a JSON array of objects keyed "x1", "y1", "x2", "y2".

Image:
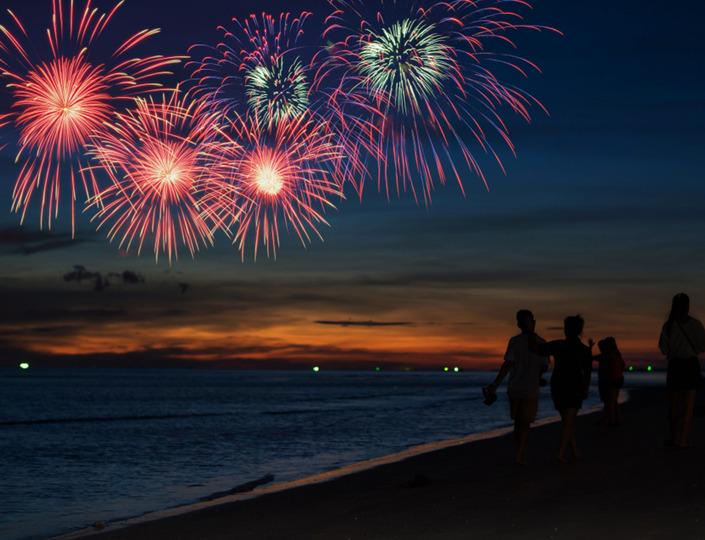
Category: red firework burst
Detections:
[
  {"x1": 86, "y1": 90, "x2": 227, "y2": 263},
  {"x1": 0, "y1": 0, "x2": 182, "y2": 232},
  {"x1": 210, "y1": 112, "x2": 343, "y2": 260}
]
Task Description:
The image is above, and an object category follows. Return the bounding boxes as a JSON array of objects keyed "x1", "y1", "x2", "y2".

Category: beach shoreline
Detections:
[
  {"x1": 60, "y1": 403, "x2": 600, "y2": 539},
  {"x1": 72, "y1": 386, "x2": 705, "y2": 539},
  {"x1": 69, "y1": 388, "x2": 705, "y2": 540}
]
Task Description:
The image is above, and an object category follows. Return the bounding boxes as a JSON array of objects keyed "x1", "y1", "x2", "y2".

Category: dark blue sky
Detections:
[{"x1": 0, "y1": 0, "x2": 704, "y2": 368}]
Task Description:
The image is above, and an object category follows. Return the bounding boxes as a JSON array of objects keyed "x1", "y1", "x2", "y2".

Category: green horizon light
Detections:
[
  {"x1": 375, "y1": 366, "x2": 381, "y2": 372},
  {"x1": 312, "y1": 366, "x2": 320, "y2": 373},
  {"x1": 646, "y1": 365, "x2": 653, "y2": 372},
  {"x1": 628, "y1": 365, "x2": 635, "y2": 372},
  {"x1": 19, "y1": 362, "x2": 30, "y2": 370},
  {"x1": 443, "y1": 366, "x2": 449, "y2": 372}
]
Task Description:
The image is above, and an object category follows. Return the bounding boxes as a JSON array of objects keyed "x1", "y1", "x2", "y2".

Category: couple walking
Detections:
[{"x1": 485, "y1": 310, "x2": 623, "y2": 465}]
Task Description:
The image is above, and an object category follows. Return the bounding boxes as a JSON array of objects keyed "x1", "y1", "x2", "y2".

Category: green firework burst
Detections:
[
  {"x1": 246, "y1": 56, "x2": 309, "y2": 125},
  {"x1": 359, "y1": 19, "x2": 452, "y2": 115}
]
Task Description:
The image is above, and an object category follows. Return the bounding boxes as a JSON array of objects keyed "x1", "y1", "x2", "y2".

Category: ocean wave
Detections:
[{"x1": 0, "y1": 412, "x2": 230, "y2": 427}]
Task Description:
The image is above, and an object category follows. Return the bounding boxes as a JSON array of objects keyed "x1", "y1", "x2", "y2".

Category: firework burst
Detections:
[
  {"x1": 0, "y1": 0, "x2": 181, "y2": 232},
  {"x1": 86, "y1": 90, "x2": 228, "y2": 263},
  {"x1": 210, "y1": 111, "x2": 343, "y2": 260},
  {"x1": 315, "y1": 0, "x2": 559, "y2": 202},
  {"x1": 188, "y1": 12, "x2": 312, "y2": 126}
]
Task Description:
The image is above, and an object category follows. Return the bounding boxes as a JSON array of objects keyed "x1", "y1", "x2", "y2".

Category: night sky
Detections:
[{"x1": 1, "y1": 0, "x2": 703, "y2": 369}]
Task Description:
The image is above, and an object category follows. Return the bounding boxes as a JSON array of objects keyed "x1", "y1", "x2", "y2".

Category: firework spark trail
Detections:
[
  {"x1": 188, "y1": 11, "x2": 312, "y2": 126},
  {"x1": 86, "y1": 90, "x2": 229, "y2": 263},
  {"x1": 208, "y1": 111, "x2": 343, "y2": 260},
  {"x1": 0, "y1": 0, "x2": 182, "y2": 233},
  {"x1": 314, "y1": 0, "x2": 560, "y2": 203}
]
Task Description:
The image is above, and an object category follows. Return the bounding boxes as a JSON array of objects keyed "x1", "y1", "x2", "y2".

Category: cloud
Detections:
[
  {"x1": 0, "y1": 227, "x2": 90, "y2": 255},
  {"x1": 108, "y1": 270, "x2": 145, "y2": 285},
  {"x1": 315, "y1": 320, "x2": 414, "y2": 328},
  {"x1": 63, "y1": 265, "x2": 145, "y2": 292}
]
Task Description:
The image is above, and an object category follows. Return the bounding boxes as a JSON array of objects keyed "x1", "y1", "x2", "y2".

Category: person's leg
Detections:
[
  {"x1": 514, "y1": 398, "x2": 536, "y2": 465},
  {"x1": 667, "y1": 389, "x2": 679, "y2": 445},
  {"x1": 515, "y1": 414, "x2": 529, "y2": 465},
  {"x1": 598, "y1": 382, "x2": 608, "y2": 425},
  {"x1": 607, "y1": 387, "x2": 619, "y2": 425},
  {"x1": 566, "y1": 409, "x2": 580, "y2": 458},
  {"x1": 558, "y1": 408, "x2": 577, "y2": 462},
  {"x1": 679, "y1": 390, "x2": 696, "y2": 447}
]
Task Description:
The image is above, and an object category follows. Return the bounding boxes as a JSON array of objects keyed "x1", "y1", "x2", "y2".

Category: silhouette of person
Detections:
[
  {"x1": 531, "y1": 315, "x2": 592, "y2": 463},
  {"x1": 486, "y1": 310, "x2": 548, "y2": 465},
  {"x1": 659, "y1": 293, "x2": 705, "y2": 448},
  {"x1": 592, "y1": 337, "x2": 625, "y2": 426}
]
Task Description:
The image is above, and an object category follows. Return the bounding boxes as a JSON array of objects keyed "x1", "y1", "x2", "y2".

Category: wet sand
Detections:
[{"x1": 84, "y1": 387, "x2": 705, "y2": 539}]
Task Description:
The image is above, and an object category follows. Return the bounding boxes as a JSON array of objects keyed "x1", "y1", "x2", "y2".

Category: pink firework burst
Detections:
[
  {"x1": 0, "y1": 0, "x2": 182, "y2": 232},
  {"x1": 314, "y1": 0, "x2": 560, "y2": 203},
  {"x1": 86, "y1": 90, "x2": 228, "y2": 263},
  {"x1": 210, "y1": 111, "x2": 343, "y2": 260}
]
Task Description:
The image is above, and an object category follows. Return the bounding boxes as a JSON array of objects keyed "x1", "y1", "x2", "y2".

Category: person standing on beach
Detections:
[
  {"x1": 531, "y1": 315, "x2": 592, "y2": 463},
  {"x1": 592, "y1": 337, "x2": 625, "y2": 426},
  {"x1": 659, "y1": 293, "x2": 705, "y2": 448},
  {"x1": 486, "y1": 310, "x2": 548, "y2": 465}
]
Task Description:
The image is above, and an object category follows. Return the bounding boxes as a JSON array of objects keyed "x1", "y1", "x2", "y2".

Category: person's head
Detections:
[
  {"x1": 598, "y1": 337, "x2": 618, "y2": 355},
  {"x1": 668, "y1": 293, "x2": 690, "y2": 322},
  {"x1": 563, "y1": 315, "x2": 584, "y2": 339},
  {"x1": 516, "y1": 309, "x2": 535, "y2": 333}
]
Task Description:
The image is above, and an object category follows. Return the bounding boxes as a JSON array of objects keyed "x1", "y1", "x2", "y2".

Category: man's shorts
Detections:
[{"x1": 509, "y1": 396, "x2": 538, "y2": 423}]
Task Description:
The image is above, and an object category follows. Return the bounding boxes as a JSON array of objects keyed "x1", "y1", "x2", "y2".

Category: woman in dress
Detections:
[{"x1": 659, "y1": 293, "x2": 705, "y2": 448}]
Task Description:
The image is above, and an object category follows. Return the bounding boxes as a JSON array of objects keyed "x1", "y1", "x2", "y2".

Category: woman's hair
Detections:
[
  {"x1": 667, "y1": 293, "x2": 690, "y2": 330},
  {"x1": 598, "y1": 337, "x2": 622, "y2": 361},
  {"x1": 564, "y1": 315, "x2": 584, "y2": 338}
]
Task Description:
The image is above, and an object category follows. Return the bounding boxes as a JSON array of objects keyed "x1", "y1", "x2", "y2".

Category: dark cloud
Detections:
[
  {"x1": 315, "y1": 320, "x2": 414, "y2": 328},
  {"x1": 63, "y1": 265, "x2": 145, "y2": 292},
  {"x1": 63, "y1": 265, "x2": 108, "y2": 291},
  {"x1": 0, "y1": 227, "x2": 90, "y2": 255},
  {"x1": 109, "y1": 271, "x2": 145, "y2": 285}
]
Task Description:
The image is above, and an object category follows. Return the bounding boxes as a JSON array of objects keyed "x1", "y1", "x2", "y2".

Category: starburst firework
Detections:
[
  {"x1": 188, "y1": 12, "x2": 312, "y2": 126},
  {"x1": 0, "y1": 0, "x2": 181, "y2": 231},
  {"x1": 86, "y1": 91, "x2": 228, "y2": 263},
  {"x1": 209, "y1": 111, "x2": 343, "y2": 259},
  {"x1": 315, "y1": 0, "x2": 559, "y2": 201}
]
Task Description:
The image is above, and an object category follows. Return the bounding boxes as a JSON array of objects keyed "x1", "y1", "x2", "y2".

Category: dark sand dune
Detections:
[{"x1": 88, "y1": 388, "x2": 705, "y2": 539}]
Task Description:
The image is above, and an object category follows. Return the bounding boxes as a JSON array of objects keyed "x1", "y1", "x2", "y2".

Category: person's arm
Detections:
[
  {"x1": 489, "y1": 339, "x2": 515, "y2": 390},
  {"x1": 592, "y1": 352, "x2": 606, "y2": 363},
  {"x1": 694, "y1": 320, "x2": 705, "y2": 354},
  {"x1": 658, "y1": 324, "x2": 670, "y2": 356},
  {"x1": 530, "y1": 336, "x2": 552, "y2": 357},
  {"x1": 582, "y1": 347, "x2": 593, "y2": 395}
]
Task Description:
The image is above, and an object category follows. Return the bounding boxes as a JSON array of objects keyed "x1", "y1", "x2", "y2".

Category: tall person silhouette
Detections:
[
  {"x1": 659, "y1": 293, "x2": 705, "y2": 448},
  {"x1": 486, "y1": 310, "x2": 548, "y2": 465}
]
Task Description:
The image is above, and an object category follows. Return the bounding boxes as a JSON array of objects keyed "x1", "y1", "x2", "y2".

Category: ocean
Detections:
[{"x1": 1, "y1": 368, "x2": 655, "y2": 539}]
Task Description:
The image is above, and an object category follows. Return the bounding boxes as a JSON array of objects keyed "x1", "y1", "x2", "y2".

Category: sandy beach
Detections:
[{"x1": 77, "y1": 387, "x2": 705, "y2": 540}]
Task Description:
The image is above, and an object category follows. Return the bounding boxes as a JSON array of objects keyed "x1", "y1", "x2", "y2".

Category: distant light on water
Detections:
[
  {"x1": 627, "y1": 365, "x2": 635, "y2": 372},
  {"x1": 443, "y1": 366, "x2": 449, "y2": 372},
  {"x1": 19, "y1": 362, "x2": 30, "y2": 370},
  {"x1": 375, "y1": 367, "x2": 381, "y2": 372},
  {"x1": 646, "y1": 365, "x2": 653, "y2": 372},
  {"x1": 453, "y1": 367, "x2": 460, "y2": 373},
  {"x1": 312, "y1": 366, "x2": 320, "y2": 373}
]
